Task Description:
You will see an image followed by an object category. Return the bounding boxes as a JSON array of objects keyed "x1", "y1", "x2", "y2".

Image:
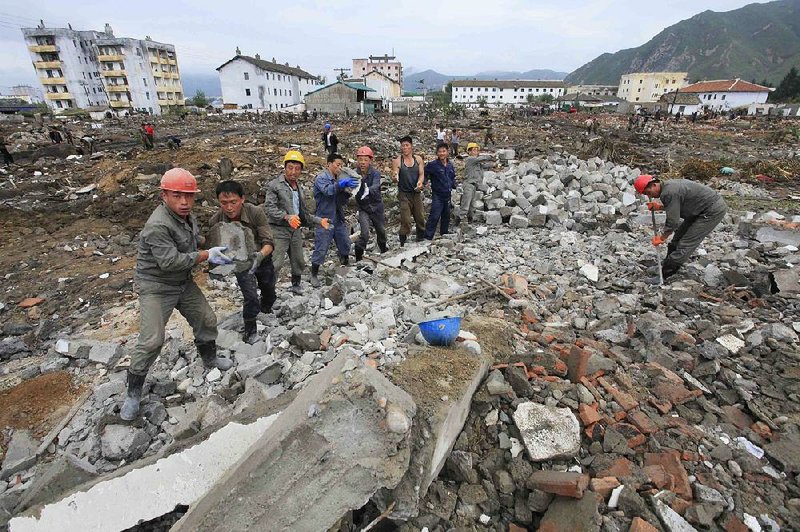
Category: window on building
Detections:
[
  {"x1": 244, "y1": 72, "x2": 249, "y2": 80},
  {"x1": 245, "y1": 88, "x2": 251, "y2": 96},
  {"x1": 639, "y1": 79, "x2": 643, "y2": 84},
  {"x1": 146, "y1": 91, "x2": 150, "y2": 99},
  {"x1": 721, "y1": 94, "x2": 726, "y2": 100}
]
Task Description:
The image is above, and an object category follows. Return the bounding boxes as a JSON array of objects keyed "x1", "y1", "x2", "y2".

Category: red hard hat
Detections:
[
  {"x1": 160, "y1": 168, "x2": 199, "y2": 193},
  {"x1": 356, "y1": 146, "x2": 374, "y2": 158},
  {"x1": 634, "y1": 174, "x2": 656, "y2": 194}
]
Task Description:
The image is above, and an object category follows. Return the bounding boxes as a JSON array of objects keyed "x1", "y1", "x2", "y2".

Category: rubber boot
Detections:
[
  {"x1": 415, "y1": 229, "x2": 425, "y2": 242},
  {"x1": 399, "y1": 234, "x2": 407, "y2": 247},
  {"x1": 311, "y1": 264, "x2": 321, "y2": 287},
  {"x1": 198, "y1": 342, "x2": 233, "y2": 371},
  {"x1": 354, "y1": 247, "x2": 364, "y2": 262},
  {"x1": 120, "y1": 371, "x2": 146, "y2": 421},
  {"x1": 378, "y1": 242, "x2": 388, "y2": 254},
  {"x1": 291, "y1": 274, "x2": 302, "y2": 295},
  {"x1": 243, "y1": 319, "x2": 257, "y2": 344},
  {"x1": 339, "y1": 254, "x2": 349, "y2": 266},
  {"x1": 453, "y1": 214, "x2": 461, "y2": 227}
]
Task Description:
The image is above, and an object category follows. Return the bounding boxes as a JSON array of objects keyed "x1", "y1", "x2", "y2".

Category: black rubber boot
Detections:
[
  {"x1": 354, "y1": 247, "x2": 364, "y2": 262},
  {"x1": 120, "y1": 371, "x2": 146, "y2": 421},
  {"x1": 291, "y1": 274, "x2": 302, "y2": 295},
  {"x1": 339, "y1": 254, "x2": 349, "y2": 266},
  {"x1": 415, "y1": 229, "x2": 425, "y2": 242},
  {"x1": 243, "y1": 320, "x2": 257, "y2": 343},
  {"x1": 378, "y1": 242, "x2": 388, "y2": 254},
  {"x1": 198, "y1": 342, "x2": 233, "y2": 371},
  {"x1": 311, "y1": 265, "x2": 321, "y2": 287},
  {"x1": 399, "y1": 234, "x2": 407, "y2": 247},
  {"x1": 661, "y1": 258, "x2": 682, "y2": 280}
]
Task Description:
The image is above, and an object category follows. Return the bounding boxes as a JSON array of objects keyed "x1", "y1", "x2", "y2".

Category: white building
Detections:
[
  {"x1": 6, "y1": 85, "x2": 44, "y2": 104},
  {"x1": 617, "y1": 72, "x2": 689, "y2": 103},
  {"x1": 451, "y1": 80, "x2": 565, "y2": 107},
  {"x1": 566, "y1": 84, "x2": 618, "y2": 96},
  {"x1": 677, "y1": 79, "x2": 772, "y2": 112},
  {"x1": 346, "y1": 70, "x2": 401, "y2": 110},
  {"x1": 352, "y1": 54, "x2": 403, "y2": 87},
  {"x1": 216, "y1": 51, "x2": 320, "y2": 111},
  {"x1": 22, "y1": 22, "x2": 183, "y2": 115}
]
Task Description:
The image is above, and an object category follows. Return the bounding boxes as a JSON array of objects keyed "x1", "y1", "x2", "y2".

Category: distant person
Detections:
[
  {"x1": 449, "y1": 128, "x2": 460, "y2": 156},
  {"x1": 166, "y1": 136, "x2": 182, "y2": 150},
  {"x1": 483, "y1": 120, "x2": 495, "y2": 146},
  {"x1": 144, "y1": 123, "x2": 155, "y2": 147},
  {"x1": 0, "y1": 137, "x2": 13, "y2": 166},
  {"x1": 48, "y1": 127, "x2": 62, "y2": 144},
  {"x1": 436, "y1": 124, "x2": 446, "y2": 146},
  {"x1": 321, "y1": 123, "x2": 338, "y2": 156},
  {"x1": 80, "y1": 134, "x2": 95, "y2": 157}
]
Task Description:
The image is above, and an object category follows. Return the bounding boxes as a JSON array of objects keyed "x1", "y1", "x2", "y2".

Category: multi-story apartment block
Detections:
[
  {"x1": 616, "y1": 72, "x2": 689, "y2": 103},
  {"x1": 22, "y1": 22, "x2": 183, "y2": 115},
  {"x1": 352, "y1": 54, "x2": 403, "y2": 88},
  {"x1": 451, "y1": 80, "x2": 566, "y2": 107},
  {"x1": 566, "y1": 84, "x2": 618, "y2": 96},
  {"x1": 217, "y1": 50, "x2": 320, "y2": 111}
]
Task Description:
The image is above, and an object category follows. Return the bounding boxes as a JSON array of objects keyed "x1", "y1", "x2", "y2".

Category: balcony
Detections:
[
  {"x1": 106, "y1": 85, "x2": 129, "y2": 92},
  {"x1": 40, "y1": 77, "x2": 65, "y2": 85},
  {"x1": 110, "y1": 100, "x2": 131, "y2": 108},
  {"x1": 167, "y1": 59, "x2": 176, "y2": 65},
  {"x1": 28, "y1": 44, "x2": 58, "y2": 53},
  {"x1": 34, "y1": 60, "x2": 62, "y2": 69},
  {"x1": 98, "y1": 54, "x2": 124, "y2": 62},
  {"x1": 159, "y1": 99, "x2": 184, "y2": 106},
  {"x1": 152, "y1": 70, "x2": 163, "y2": 78},
  {"x1": 45, "y1": 92, "x2": 72, "y2": 100},
  {"x1": 101, "y1": 70, "x2": 126, "y2": 77}
]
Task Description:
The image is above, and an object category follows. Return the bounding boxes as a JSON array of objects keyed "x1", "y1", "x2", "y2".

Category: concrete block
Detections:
[
  {"x1": 14, "y1": 454, "x2": 97, "y2": 514},
  {"x1": 485, "y1": 211, "x2": 502, "y2": 226},
  {"x1": 10, "y1": 415, "x2": 280, "y2": 532},
  {"x1": 206, "y1": 221, "x2": 255, "y2": 261},
  {"x1": 513, "y1": 402, "x2": 581, "y2": 461},
  {"x1": 173, "y1": 353, "x2": 416, "y2": 532},
  {"x1": 87, "y1": 342, "x2": 122, "y2": 366},
  {"x1": 0, "y1": 431, "x2": 39, "y2": 480}
]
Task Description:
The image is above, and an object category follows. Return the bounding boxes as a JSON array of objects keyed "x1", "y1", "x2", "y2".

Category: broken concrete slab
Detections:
[
  {"x1": 537, "y1": 492, "x2": 601, "y2": 531},
  {"x1": 771, "y1": 268, "x2": 800, "y2": 297},
  {"x1": 10, "y1": 414, "x2": 280, "y2": 532},
  {"x1": 0, "y1": 430, "x2": 39, "y2": 480},
  {"x1": 755, "y1": 226, "x2": 800, "y2": 247},
  {"x1": 513, "y1": 402, "x2": 581, "y2": 461},
  {"x1": 13, "y1": 454, "x2": 97, "y2": 515},
  {"x1": 380, "y1": 244, "x2": 429, "y2": 268},
  {"x1": 172, "y1": 353, "x2": 416, "y2": 531},
  {"x1": 100, "y1": 425, "x2": 150, "y2": 461}
]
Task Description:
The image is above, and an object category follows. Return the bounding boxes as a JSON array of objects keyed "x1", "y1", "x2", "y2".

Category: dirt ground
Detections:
[{"x1": 0, "y1": 372, "x2": 84, "y2": 440}]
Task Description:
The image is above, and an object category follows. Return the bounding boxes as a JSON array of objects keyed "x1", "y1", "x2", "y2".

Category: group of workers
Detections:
[{"x1": 119, "y1": 128, "x2": 726, "y2": 421}]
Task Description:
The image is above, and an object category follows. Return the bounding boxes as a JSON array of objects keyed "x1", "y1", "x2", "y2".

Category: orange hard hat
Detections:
[
  {"x1": 356, "y1": 146, "x2": 374, "y2": 159},
  {"x1": 160, "y1": 168, "x2": 199, "y2": 193},
  {"x1": 634, "y1": 174, "x2": 656, "y2": 194}
]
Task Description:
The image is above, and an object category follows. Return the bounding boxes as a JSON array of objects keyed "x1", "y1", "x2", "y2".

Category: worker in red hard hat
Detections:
[
  {"x1": 122, "y1": 168, "x2": 235, "y2": 421},
  {"x1": 353, "y1": 145, "x2": 387, "y2": 261},
  {"x1": 635, "y1": 174, "x2": 727, "y2": 284}
]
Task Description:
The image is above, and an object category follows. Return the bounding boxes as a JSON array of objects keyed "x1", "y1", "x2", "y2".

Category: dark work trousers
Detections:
[
  {"x1": 662, "y1": 200, "x2": 727, "y2": 277},
  {"x1": 311, "y1": 221, "x2": 351, "y2": 265},
  {"x1": 235, "y1": 256, "x2": 276, "y2": 320},
  {"x1": 356, "y1": 206, "x2": 387, "y2": 252},
  {"x1": 425, "y1": 194, "x2": 451, "y2": 239}
]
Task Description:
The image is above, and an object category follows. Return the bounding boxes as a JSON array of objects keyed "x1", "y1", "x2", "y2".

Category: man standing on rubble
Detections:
[
  {"x1": 391, "y1": 136, "x2": 425, "y2": 246},
  {"x1": 321, "y1": 123, "x2": 338, "y2": 156},
  {"x1": 457, "y1": 142, "x2": 493, "y2": 226},
  {"x1": 264, "y1": 150, "x2": 330, "y2": 295},
  {"x1": 122, "y1": 168, "x2": 235, "y2": 421},
  {"x1": 310, "y1": 153, "x2": 357, "y2": 286},
  {"x1": 0, "y1": 137, "x2": 13, "y2": 166},
  {"x1": 352, "y1": 145, "x2": 387, "y2": 261},
  {"x1": 634, "y1": 174, "x2": 727, "y2": 283},
  {"x1": 210, "y1": 180, "x2": 276, "y2": 342},
  {"x1": 424, "y1": 142, "x2": 457, "y2": 240}
]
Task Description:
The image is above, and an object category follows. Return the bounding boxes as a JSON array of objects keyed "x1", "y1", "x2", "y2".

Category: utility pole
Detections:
[{"x1": 334, "y1": 68, "x2": 350, "y2": 81}]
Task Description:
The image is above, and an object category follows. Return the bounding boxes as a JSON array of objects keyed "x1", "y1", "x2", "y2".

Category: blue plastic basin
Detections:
[{"x1": 418, "y1": 316, "x2": 462, "y2": 346}]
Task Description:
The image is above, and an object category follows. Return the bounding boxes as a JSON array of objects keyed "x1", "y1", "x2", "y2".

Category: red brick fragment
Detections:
[
  {"x1": 628, "y1": 410, "x2": 659, "y2": 434},
  {"x1": 671, "y1": 497, "x2": 692, "y2": 515},
  {"x1": 719, "y1": 406, "x2": 754, "y2": 430},
  {"x1": 751, "y1": 421, "x2": 772, "y2": 440},
  {"x1": 629, "y1": 517, "x2": 659, "y2": 532},
  {"x1": 597, "y1": 457, "x2": 633, "y2": 478},
  {"x1": 18, "y1": 297, "x2": 44, "y2": 308},
  {"x1": 528, "y1": 471, "x2": 589, "y2": 499},
  {"x1": 652, "y1": 381, "x2": 698, "y2": 405},
  {"x1": 567, "y1": 346, "x2": 591, "y2": 383},
  {"x1": 644, "y1": 451, "x2": 691, "y2": 500},
  {"x1": 578, "y1": 404, "x2": 603, "y2": 426},
  {"x1": 598, "y1": 377, "x2": 638, "y2": 411},
  {"x1": 643, "y1": 464, "x2": 673, "y2": 490},
  {"x1": 649, "y1": 398, "x2": 673, "y2": 414},
  {"x1": 589, "y1": 477, "x2": 620, "y2": 499}
]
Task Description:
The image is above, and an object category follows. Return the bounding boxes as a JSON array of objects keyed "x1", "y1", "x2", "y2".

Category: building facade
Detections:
[
  {"x1": 217, "y1": 52, "x2": 320, "y2": 111},
  {"x1": 451, "y1": 80, "x2": 566, "y2": 107},
  {"x1": 616, "y1": 72, "x2": 689, "y2": 103},
  {"x1": 566, "y1": 84, "x2": 618, "y2": 96},
  {"x1": 22, "y1": 22, "x2": 183, "y2": 114},
  {"x1": 304, "y1": 81, "x2": 379, "y2": 115},
  {"x1": 352, "y1": 54, "x2": 403, "y2": 87},
  {"x1": 677, "y1": 79, "x2": 772, "y2": 112}
]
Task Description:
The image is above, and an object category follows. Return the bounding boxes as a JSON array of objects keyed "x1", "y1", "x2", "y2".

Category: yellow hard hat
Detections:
[
  {"x1": 467, "y1": 142, "x2": 480, "y2": 151},
  {"x1": 283, "y1": 150, "x2": 305, "y2": 168}
]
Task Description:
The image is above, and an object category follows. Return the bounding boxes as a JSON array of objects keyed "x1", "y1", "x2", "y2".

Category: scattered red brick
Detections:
[
  {"x1": 720, "y1": 513, "x2": 750, "y2": 532},
  {"x1": 567, "y1": 346, "x2": 591, "y2": 383},
  {"x1": 628, "y1": 410, "x2": 659, "y2": 434},
  {"x1": 18, "y1": 297, "x2": 44, "y2": 308},
  {"x1": 508, "y1": 524, "x2": 527, "y2": 532},
  {"x1": 589, "y1": 477, "x2": 620, "y2": 499},
  {"x1": 643, "y1": 464, "x2": 673, "y2": 490},
  {"x1": 579, "y1": 377, "x2": 604, "y2": 403},
  {"x1": 751, "y1": 421, "x2": 773, "y2": 440},
  {"x1": 649, "y1": 398, "x2": 673, "y2": 414},
  {"x1": 364, "y1": 359, "x2": 378, "y2": 369},
  {"x1": 644, "y1": 451, "x2": 692, "y2": 500},
  {"x1": 521, "y1": 308, "x2": 538, "y2": 324},
  {"x1": 598, "y1": 377, "x2": 638, "y2": 411},
  {"x1": 613, "y1": 411, "x2": 627, "y2": 422},
  {"x1": 597, "y1": 457, "x2": 634, "y2": 478},
  {"x1": 319, "y1": 329, "x2": 332, "y2": 350},
  {"x1": 578, "y1": 404, "x2": 603, "y2": 426},
  {"x1": 719, "y1": 405, "x2": 754, "y2": 430},
  {"x1": 670, "y1": 497, "x2": 692, "y2": 515},
  {"x1": 652, "y1": 381, "x2": 700, "y2": 405},
  {"x1": 613, "y1": 422, "x2": 646, "y2": 448},
  {"x1": 629, "y1": 517, "x2": 659, "y2": 532},
  {"x1": 528, "y1": 471, "x2": 589, "y2": 499}
]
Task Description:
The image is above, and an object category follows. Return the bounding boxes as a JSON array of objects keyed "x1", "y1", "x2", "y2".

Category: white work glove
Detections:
[
  {"x1": 208, "y1": 246, "x2": 233, "y2": 265},
  {"x1": 247, "y1": 251, "x2": 265, "y2": 274},
  {"x1": 360, "y1": 187, "x2": 369, "y2": 200}
]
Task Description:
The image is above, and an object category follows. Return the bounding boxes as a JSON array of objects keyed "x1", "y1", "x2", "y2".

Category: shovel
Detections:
[{"x1": 650, "y1": 208, "x2": 664, "y2": 286}]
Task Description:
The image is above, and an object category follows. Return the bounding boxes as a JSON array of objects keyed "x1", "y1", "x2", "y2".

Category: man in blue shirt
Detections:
[
  {"x1": 311, "y1": 153, "x2": 357, "y2": 287},
  {"x1": 423, "y1": 142, "x2": 457, "y2": 239}
]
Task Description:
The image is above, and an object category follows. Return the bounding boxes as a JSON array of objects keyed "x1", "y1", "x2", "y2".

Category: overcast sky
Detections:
[{"x1": 0, "y1": 0, "x2": 764, "y2": 91}]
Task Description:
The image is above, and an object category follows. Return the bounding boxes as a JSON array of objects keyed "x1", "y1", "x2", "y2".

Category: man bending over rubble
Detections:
[
  {"x1": 457, "y1": 142, "x2": 494, "y2": 226},
  {"x1": 635, "y1": 174, "x2": 727, "y2": 284},
  {"x1": 264, "y1": 150, "x2": 330, "y2": 295},
  {"x1": 210, "y1": 180, "x2": 276, "y2": 343},
  {"x1": 122, "y1": 168, "x2": 235, "y2": 421}
]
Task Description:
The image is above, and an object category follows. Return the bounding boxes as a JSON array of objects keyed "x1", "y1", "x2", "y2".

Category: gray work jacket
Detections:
[
  {"x1": 264, "y1": 174, "x2": 320, "y2": 228},
  {"x1": 135, "y1": 203, "x2": 202, "y2": 287}
]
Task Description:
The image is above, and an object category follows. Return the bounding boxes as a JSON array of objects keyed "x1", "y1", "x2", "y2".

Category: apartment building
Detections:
[
  {"x1": 451, "y1": 80, "x2": 566, "y2": 107},
  {"x1": 22, "y1": 22, "x2": 183, "y2": 114},
  {"x1": 616, "y1": 72, "x2": 689, "y2": 103},
  {"x1": 352, "y1": 54, "x2": 403, "y2": 88}
]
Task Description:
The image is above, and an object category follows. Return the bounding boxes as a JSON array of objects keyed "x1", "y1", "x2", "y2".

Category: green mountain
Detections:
[{"x1": 565, "y1": 0, "x2": 800, "y2": 85}]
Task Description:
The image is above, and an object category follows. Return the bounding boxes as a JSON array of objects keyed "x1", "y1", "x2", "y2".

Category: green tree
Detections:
[
  {"x1": 536, "y1": 94, "x2": 554, "y2": 103},
  {"x1": 770, "y1": 66, "x2": 800, "y2": 102},
  {"x1": 191, "y1": 90, "x2": 209, "y2": 107}
]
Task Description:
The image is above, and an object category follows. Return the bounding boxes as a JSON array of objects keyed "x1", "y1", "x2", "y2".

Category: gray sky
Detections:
[{"x1": 0, "y1": 0, "x2": 764, "y2": 90}]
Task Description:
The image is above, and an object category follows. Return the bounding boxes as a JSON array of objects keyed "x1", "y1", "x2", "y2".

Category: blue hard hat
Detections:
[{"x1": 324, "y1": 123, "x2": 331, "y2": 130}]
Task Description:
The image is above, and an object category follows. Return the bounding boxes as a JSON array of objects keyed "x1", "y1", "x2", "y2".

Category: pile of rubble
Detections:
[{"x1": 1, "y1": 114, "x2": 800, "y2": 531}]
